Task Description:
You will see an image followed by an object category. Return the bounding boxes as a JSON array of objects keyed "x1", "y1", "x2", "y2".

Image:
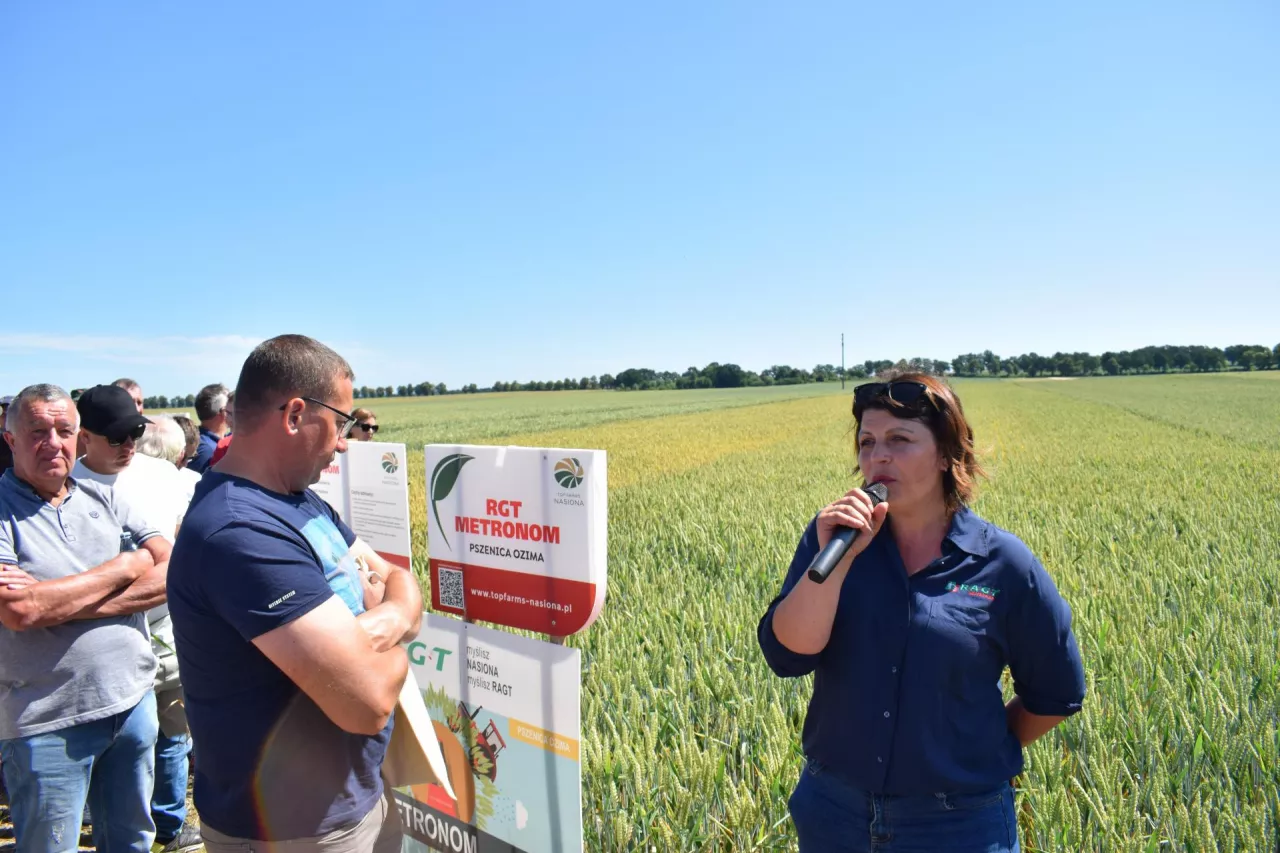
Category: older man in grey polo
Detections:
[{"x1": 0, "y1": 384, "x2": 172, "y2": 853}]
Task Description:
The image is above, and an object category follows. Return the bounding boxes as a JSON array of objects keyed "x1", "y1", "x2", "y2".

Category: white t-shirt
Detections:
[
  {"x1": 72, "y1": 453, "x2": 191, "y2": 630},
  {"x1": 176, "y1": 466, "x2": 202, "y2": 506},
  {"x1": 73, "y1": 452, "x2": 189, "y2": 539}
]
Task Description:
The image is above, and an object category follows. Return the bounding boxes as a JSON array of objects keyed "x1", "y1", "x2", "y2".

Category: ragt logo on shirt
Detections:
[{"x1": 946, "y1": 582, "x2": 1000, "y2": 601}]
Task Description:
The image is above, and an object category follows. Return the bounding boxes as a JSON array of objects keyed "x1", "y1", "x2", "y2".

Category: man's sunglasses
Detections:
[
  {"x1": 107, "y1": 425, "x2": 148, "y2": 447},
  {"x1": 852, "y1": 381, "x2": 934, "y2": 418},
  {"x1": 279, "y1": 397, "x2": 358, "y2": 439},
  {"x1": 355, "y1": 422, "x2": 379, "y2": 434}
]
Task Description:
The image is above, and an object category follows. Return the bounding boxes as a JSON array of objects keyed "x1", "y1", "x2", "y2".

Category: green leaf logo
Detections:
[
  {"x1": 553, "y1": 457, "x2": 584, "y2": 489},
  {"x1": 380, "y1": 452, "x2": 399, "y2": 474},
  {"x1": 430, "y1": 453, "x2": 473, "y2": 551}
]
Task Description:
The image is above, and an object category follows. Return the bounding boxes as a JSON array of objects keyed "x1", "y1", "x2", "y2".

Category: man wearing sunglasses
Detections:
[
  {"x1": 168, "y1": 334, "x2": 419, "y2": 853},
  {"x1": 71, "y1": 385, "x2": 202, "y2": 852},
  {"x1": 0, "y1": 384, "x2": 171, "y2": 853}
]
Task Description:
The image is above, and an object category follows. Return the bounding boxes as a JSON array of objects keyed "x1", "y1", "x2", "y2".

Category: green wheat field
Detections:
[
  {"x1": 364, "y1": 372, "x2": 1279, "y2": 852},
  {"x1": 15, "y1": 374, "x2": 1269, "y2": 853}
]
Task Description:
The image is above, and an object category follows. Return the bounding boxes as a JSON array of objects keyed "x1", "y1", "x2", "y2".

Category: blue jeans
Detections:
[
  {"x1": 151, "y1": 730, "x2": 190, "y2": 841},
  {"x1": 789, "y1": 759, "x2": 1020, "y2": 853},
  {"x1": 0, "y1": 692, "x2": 158, "y2": 853}
]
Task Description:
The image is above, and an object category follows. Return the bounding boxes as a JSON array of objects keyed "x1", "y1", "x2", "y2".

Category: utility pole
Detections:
[{"x1": 841, "y1": 333, "x2": 845, "y2": 389}]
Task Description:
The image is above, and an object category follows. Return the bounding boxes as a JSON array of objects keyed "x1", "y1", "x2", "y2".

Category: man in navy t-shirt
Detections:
[{"x1": 168, "y1": 335, "x2": 422, "y2": 852}]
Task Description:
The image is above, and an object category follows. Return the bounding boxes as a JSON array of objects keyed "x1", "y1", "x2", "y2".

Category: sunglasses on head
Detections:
[
  {"x1": 355, "y1": 422, "x2": 379, "y2": 434},
  {"x1": 107, "y1": 425, "x2": 148, "y2": 447},
  {"x1": 852, "y1": 381, "x2": 934, "y2": 419}
]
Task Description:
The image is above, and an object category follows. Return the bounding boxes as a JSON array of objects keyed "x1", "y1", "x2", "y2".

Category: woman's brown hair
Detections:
[
  {"x1": 853, "y1": 370, "x2": 985, "y2": 513},
  {"x1": 352, "y1": 408, "x2": 376, "y2": 422}
]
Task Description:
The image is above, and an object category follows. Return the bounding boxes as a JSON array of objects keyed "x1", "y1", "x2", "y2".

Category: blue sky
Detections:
[{"x1": 2, "y1": 1, "x2": 1277, "y2": 396}]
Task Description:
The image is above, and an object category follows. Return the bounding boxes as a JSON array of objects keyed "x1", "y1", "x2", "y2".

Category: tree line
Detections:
[
  {"x1": 946, "y1": 343, "x2": 1279, "y2": 377},
  {"x1": 139, "y1": 342, "x2": 1280, "y2": 408}
]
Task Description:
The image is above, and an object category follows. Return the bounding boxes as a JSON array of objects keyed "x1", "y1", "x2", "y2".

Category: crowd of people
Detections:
[
  {"x1": 1, "y1": 339, "x2": 394, "y2": 853},
  {"x1": 2, "y1": 337, "x2": 1086, "y2": 853}
]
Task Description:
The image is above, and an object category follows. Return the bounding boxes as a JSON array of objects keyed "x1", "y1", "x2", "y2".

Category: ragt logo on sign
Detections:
[
  {"x1": 430, "y1": 453, "x2": 474, "y2": 551},
  {"x1": 407, "y1": 642, "x2": 453, "y2": 671}
]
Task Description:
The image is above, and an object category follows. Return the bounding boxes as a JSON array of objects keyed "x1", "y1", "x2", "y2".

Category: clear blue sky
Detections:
[{"x1": 2, "y1": 1, "x2": 1277, "y2": 396}]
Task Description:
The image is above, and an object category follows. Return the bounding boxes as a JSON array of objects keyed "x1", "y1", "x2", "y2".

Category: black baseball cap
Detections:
[{"x1": 76, "y1": 385, "x2": 151, "y2": 441}]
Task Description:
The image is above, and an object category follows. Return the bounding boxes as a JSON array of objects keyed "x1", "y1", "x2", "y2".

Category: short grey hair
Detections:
[
  {"x1": 137, "y1": 416, "x2": 187, "y2": 466},
  {"x1": 195, "y1": 383, "x2": 230, "y2": 422},
  {"x1": 4, "y1": 384, "x2": 78, "y2": 433}
]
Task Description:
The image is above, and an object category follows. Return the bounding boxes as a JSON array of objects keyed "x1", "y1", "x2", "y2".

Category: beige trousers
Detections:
[{"x1": 200, "y1": 792, "x2": 403, "y2": 853}]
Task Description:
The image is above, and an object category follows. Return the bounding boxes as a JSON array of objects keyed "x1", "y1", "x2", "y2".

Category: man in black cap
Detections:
[{"x1": 72, "y1": 385, "x2": 202, "y2": 852}]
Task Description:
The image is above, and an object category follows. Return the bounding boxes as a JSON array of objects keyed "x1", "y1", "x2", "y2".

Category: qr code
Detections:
[{"x1": 437, "y1": 567, "x2": 465, "y2": 611}]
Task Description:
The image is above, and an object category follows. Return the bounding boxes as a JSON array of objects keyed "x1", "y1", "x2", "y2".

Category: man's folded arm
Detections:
[{"x1": 253, "y1": 595, "x2": 410, "y2": 736}]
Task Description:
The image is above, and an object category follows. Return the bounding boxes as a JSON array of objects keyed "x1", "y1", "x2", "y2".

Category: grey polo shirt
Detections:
[{"x1": 0, "y1": 469, "x2": 159, "y2": 739}]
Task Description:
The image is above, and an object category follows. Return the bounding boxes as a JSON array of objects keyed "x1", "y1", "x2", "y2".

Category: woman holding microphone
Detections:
[{"x1": 758, "y1": 373, "x2": 1085, "y2": 852}]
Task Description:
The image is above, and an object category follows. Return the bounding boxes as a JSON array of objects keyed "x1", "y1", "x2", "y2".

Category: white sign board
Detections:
[
  {"x1": 424, "y1": 445, "x2": 606, "y2": 636},
  {"x1": 311, "y1": 441, "x2": 413, "y2": 569},
  {"x1": 393, "y1": 614, "x2": 581, "y2": 853}
]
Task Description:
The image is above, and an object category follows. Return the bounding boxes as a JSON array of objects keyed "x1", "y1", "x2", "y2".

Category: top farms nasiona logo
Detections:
[
  {"x1": 381, "y1": 452, "x2": 399, "y2": 474},
  {"x1": 554, "y1": 457, "x2": 585, "y2": 489}
]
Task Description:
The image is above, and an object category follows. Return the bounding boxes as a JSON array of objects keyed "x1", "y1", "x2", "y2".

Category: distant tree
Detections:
[
  {"x1": 436, "y1": 383, "x2": 447, "y2": 395},
  {"x1": 1102, "y1": 356, "x2": 1120, "y2": 376},
  {"x1": 1239, "y1": 346, "x2": 1271, "y2": 370},
  {"x1": 812, "y1": 364, "x2": 839, "y2": 382},
  {"x1": 1273, "y1": 343, "x2": 1280, "y2": 368},
  {"x1": 710, "y1": 363, "x2": 745, "y2": 388},
  {"x1": 1224, "y1": 344, "x2": 1250, "y2": 367},
  {"x1": 932, "y1": 360, "x2": 950, "y2": 376},
  {"x1": 615, "y1": 368, "x2": 656, "y2": 389}
]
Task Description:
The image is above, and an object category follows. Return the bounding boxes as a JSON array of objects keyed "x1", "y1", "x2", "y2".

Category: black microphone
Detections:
[{"x1": 806, "y1": 482, "x2": 890, "y2": 584}]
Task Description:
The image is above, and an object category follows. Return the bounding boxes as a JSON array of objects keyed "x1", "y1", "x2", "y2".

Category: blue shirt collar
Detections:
[
  {"x1": 0, "y1": 468, "x2": 78, "y2": 504},
  {"x1": 944, "y1": 506, "x2": 989, "y2": 558}
]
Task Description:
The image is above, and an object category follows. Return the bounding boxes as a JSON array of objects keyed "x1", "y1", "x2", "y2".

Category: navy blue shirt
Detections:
[
  {"x1": 186, "y1": 427, "x2": 220, "y2": 474},
  {"x1": 168, "y1": 472, "x2": 388, "y2": 840},
  {"x1": 758, "y1": 508, "x2": 1085, "y2": 795}
]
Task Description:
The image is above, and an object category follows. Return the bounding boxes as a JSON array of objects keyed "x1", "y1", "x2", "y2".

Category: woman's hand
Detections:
[{"x1": 814, "y1": 488, "x2": 890, "y2": 579}]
